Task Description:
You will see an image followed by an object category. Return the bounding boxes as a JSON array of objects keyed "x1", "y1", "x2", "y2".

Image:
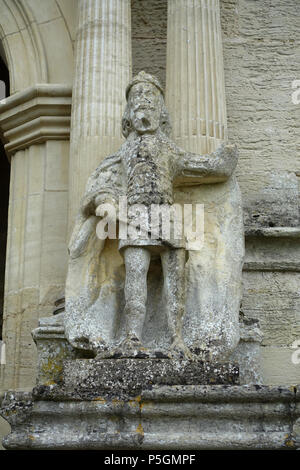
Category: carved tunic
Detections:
[
  {"x1": 124, "y1": 134, "x2": 173, "y2": 206},
  {"x1": 119, "y1": 133, "x2": 182, "y2": 250}
]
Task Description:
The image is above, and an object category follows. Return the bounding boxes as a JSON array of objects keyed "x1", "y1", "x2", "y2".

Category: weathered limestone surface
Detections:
[
  {"x1": 132, "y1": 0, "x2": 168, "y2": 90},
  {"x1": 0, "y1": 85, "x2": 72, "y2": 154},
  {"x1": 0, "y1": 144, "x2": 9, "y2": 341},
  {"x1": 0, "y1": 416, "x2": 10, "y2": 451},
  {"x1": 0, "y1": 0, "x2": 297, "y2": 403},
  {"x1": 221, "y1": 0, "x2": 300, "y2": 221},
  {"x1": 166, "y1": 0, "x2": 227, "y2": 153},
  {"x1": 44, "y1": 358, "x2": 239, "y2": 400},
  {"x1": 0, "y1": 2, "x2": 77, "y2": 447},
  {"x1": 31, "y1": 313, "x2": 258, "y2": 396},
  {"x1": 32, "y1": 314, "x2": 82, "y2": 387},
  {"x1": 230, "y1": 313, "x2": 263, "y2": 385},
  {"x1": 1, "y1": 385, "x2": 299, "y2": 450},
  {"x1": 243, "y1": 229, "x2": 300, "y2": 384},
  {"x1": 0, "y1": 0, "x2": 299, "y2": 450},
  {"x1": 221, "y1": 0, "x2": 300, "y2": 385}
]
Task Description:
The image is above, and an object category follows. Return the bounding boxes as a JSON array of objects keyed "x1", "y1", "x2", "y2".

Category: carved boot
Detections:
[{"x1": 169, "y1": 336, "x2": 193, "y2": 360}]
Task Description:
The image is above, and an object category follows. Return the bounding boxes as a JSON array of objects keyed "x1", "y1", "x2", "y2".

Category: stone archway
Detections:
[{"x1": 0, "y1": 0, "x2": 75, "y2": 93}]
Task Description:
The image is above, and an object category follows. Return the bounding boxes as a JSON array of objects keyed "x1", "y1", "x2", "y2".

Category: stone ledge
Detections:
[
  {"x1": 1, "y1": 385, "x2": 299, "y2": 450},
  {"x1": 244, "y1": 226, "x2": 300, "y2": 272},
  {"x1": 245, "y1": 227, "x2": 300, "y2": 239},
  {"x1": 0, "y1": 84, "x2": 72, "y2": 154},
  {"x1": 243, "y1": 261, "x2": 300, "y2": 272}
]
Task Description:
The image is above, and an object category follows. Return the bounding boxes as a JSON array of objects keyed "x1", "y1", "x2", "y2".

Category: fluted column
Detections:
[
  {"x1": 166, "y1": 0, "x2": 226, "y2": 154},
  {"x1": 68, "y1": 0, "x2": 132, "y2": 228}
]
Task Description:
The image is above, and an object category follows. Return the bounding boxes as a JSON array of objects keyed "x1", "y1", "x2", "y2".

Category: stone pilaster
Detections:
[
  {"x1": 0, "y1": 85, "x2": 72, "y2": 391},
  {"x1": 166, "y1": 0, "x2": 226, "y2": 154},
  {"x1": 68, "y1": 0, "x2": 132, "y2": 227}
]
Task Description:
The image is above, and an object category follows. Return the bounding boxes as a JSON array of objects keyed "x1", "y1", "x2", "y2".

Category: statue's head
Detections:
[{"x1": 122, "y1": 71, "x2": 171, "y2": 138}]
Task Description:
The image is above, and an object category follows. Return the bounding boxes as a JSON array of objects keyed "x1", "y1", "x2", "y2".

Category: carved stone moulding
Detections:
[
  {"x1": 0, "y1": 84, "x2": 72, "y2": 155},
  {"x1": 1, "y1": 385, "x2": 299, "y2": 450}
]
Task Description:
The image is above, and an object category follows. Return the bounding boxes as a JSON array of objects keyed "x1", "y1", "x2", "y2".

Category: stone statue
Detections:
[{"x1": 65, "y1": 71, "x2": 243, "y2": 360}]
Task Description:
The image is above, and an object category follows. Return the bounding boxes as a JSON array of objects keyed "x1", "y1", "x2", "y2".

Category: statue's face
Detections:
[{"x1": 128, "y1": 82, "x2": 162, "y2": 134}]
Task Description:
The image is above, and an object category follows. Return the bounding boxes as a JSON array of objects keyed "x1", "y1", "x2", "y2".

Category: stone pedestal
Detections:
[
  {"x1": 1, "y1": 384, "x2": 299, "y2": 450},
  {"x1": 1, "y1": 319, "x2": 299, "y2": 450}
]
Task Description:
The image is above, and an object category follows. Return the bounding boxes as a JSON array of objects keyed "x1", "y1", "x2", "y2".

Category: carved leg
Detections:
[
  {"x1": 123, "y1": 246, "x2": 151, "y2": 346},
  {"x1": 161, "y1": 248, "x2": 190, "y2": 358}
]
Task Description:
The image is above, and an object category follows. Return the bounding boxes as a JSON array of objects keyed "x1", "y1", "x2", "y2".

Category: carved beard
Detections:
[{"x1": 131, "y1": 107, "x2": 161, "y2": 134}]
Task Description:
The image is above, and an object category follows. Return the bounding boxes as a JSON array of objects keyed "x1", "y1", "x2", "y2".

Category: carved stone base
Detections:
[
  {"x1": 33, "y1": 357, "x2": 239, "y2": 402},
  {"x1": 1, "y1": 385, "x2": 300, "y2": 450},
  {"x1": 32, "y1": 313, "x2": 262, "y2": 388},
  {"x1": 2, "y1": 317, "x2": 296, "y2": 449}
]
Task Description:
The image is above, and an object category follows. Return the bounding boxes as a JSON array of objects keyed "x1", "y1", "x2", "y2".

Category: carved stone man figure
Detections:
[{"x1": 65, "y1": 71, "x2": 239, "y2": 359}]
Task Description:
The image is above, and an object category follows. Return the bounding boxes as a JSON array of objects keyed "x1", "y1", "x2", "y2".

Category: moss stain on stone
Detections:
[
  {"x1": 92, "y1": 397, "x2": 106, "y2": 404},
  {"x1": 136, "y1": 422, "x2": 144, "y2": 437},
  {"x1": 284, "y1": 434, "x2": 295, "y2": 448},
  {"x1": 40, "y1": 352, "x2": 66, "y2": 384}
]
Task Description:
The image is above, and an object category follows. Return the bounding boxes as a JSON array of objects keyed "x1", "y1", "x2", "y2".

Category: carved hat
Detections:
[{"x1": 125, "y1": 71, "x2": 164, "y2": 100}]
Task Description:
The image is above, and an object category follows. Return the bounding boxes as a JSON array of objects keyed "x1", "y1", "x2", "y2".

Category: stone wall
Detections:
[
  {"x1": 221, "y1": 0, "x2": 300, "y2": 385},
  {"x1": 132, "y1": 0, "x2": 168, "y2": 90},
  {"x1": 221, "y1": 0, "x2": 300, "y2": 226}
]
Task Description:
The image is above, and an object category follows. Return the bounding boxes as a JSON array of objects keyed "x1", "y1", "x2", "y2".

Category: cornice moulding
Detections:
[
  {"x1": 0, "y1": 84, "x2": 72, "y2": 155},
  {"x1": 245, "y1": 227, "x2": 300, "y2": 239}
]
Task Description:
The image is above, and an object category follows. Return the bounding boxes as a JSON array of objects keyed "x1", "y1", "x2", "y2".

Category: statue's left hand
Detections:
[{"x1": 68, "y1": 215, "x2": 98, "y2": 259}]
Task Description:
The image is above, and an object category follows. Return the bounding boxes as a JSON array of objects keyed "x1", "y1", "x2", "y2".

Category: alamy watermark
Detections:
[{"x1": 95, "y1": 197, "x2": 204, "y2": 251}]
